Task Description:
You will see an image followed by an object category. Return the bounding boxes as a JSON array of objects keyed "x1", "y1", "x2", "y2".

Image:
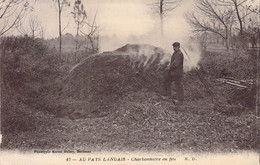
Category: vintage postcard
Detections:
[{"x1": 0, "y1": 0, "x2": 259, "y2": 164}]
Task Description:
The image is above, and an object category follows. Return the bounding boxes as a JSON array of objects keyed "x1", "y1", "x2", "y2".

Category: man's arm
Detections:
[{"x1": 170, "y1": 52, "x2": 183, "y2": 70}]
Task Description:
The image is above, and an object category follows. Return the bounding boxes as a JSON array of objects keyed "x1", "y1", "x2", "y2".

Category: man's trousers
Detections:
[{"x1": 163, "y1": 75, "x2": 184, "y2": 103}]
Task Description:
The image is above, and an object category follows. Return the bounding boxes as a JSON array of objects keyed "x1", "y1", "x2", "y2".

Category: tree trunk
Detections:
[
  {"x1": 233, "y1": 0, "x2": 247, "y2": 49},
  {"x1": 160, "y1": 0, "x2": 163, "y2": 37},
  {"x1": 256, "y1": 49, "x2": 260, "y2": 117},
  {"x1": 76, "y1": 22, "x2": 79, "y2": 51},
  {"x1": 0, "y1": 41, "x2": 5, "y2": 144},
  {"x1": 87, "y1": 35, "x2": 95, "y2": 54},
  {"x1": 225, "y1": 38, "x2": 229, "y2": 50},
  {"x1": 32, "y1": 28, "x2": 35, "y2": 39},
  {"x1": 76, "y1": 7, "x2": 80, "y2": 51},
  {"x1": 96, "y1": 32, "x2": 99, "y2": 52},
  {"x1": 225, "y1": 26, "x2": 229, "y2": 50},
  {"x1": 160, "y1": 14, "x2": 163, "y2": 37},
  {"x1": 233, "y1": 1, "x2": 243, "y2": 35},
  {"x1": 58, "y1": 0, "x2": 62, "y2": 54}
]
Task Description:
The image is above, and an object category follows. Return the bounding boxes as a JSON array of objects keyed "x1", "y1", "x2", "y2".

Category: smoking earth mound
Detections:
[{"x1": 63, "y1": 44, "x2": 170, "y2": 119}]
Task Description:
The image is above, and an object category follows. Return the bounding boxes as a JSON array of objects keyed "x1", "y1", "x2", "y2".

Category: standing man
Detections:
[{"x1": 163, "y1": 42, "x2": 184, "y2": 105}]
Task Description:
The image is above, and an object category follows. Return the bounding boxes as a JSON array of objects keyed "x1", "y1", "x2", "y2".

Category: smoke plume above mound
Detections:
[
  {"x1": 114, "y1": 44, "x2": 165, "y2": 69},
  {"x1": 100, "y1": 31, "x2": 201, "y2": 72}
]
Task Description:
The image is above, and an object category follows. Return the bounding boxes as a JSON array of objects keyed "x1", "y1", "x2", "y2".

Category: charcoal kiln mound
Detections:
[{"x1": 62, "y1": 44, "x2": 169, "y2": 119}]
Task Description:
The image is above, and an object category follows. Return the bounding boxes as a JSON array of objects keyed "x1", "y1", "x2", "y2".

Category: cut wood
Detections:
[
  {"x1": 225, "y1": 82, "x2": 248, "y2": 88},
  {"x1": 218, "y1": 78, "x2": 241, "y2": 84},
  {"x1": 216, "y1": 79, "x2": 248, "y2": 88}
]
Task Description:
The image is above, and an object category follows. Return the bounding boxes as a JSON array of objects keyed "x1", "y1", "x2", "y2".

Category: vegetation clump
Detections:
[{"x1": 1, "y1": 36, "x2": 62, "y2": 135}]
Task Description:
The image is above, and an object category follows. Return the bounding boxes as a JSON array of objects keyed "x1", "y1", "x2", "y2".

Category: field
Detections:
[{"x1": 1, "y1": 37, "x2": 259, "y2": 153}]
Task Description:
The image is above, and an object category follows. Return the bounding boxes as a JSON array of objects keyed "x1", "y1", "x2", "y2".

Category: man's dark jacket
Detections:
[{"x1": 169, "y1": 50, "x2": 184, "y2": 78}]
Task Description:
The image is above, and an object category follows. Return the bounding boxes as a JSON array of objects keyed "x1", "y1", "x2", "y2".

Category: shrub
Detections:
[
  {"x1": 1, "y1": 36, "x2": 62, "y2": 135},
  {"x1": 196, "y1": 50, "x2": 257, "y2": 108},
  {"x1": 198, "y1": 50, "x2": 257, "y2": 79}
]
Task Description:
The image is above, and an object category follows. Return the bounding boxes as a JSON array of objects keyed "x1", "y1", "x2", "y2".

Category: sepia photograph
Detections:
[{"x1": 0, "y1": 0, "x2": 259, "y2": 164}]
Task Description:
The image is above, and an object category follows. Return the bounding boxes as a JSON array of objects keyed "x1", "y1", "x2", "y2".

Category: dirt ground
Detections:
[{"x1": 3, "y1": 84, "x2": 258, "y2": 153}]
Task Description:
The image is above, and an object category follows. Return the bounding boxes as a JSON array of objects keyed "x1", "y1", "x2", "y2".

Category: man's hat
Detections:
[{"x1": 172, "y1": 42, "x2": 180, "y2": 47}]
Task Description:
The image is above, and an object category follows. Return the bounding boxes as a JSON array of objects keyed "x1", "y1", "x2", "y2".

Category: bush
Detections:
[
  {"x1": 195, "y1": 50, "x2": 257, "y2": 108},
  {"x1": 198, "y1": 50, "x2": 257, "y2": 79},
  {"x1": 1, "y1": 36, "x2": 62, "y2": 135}
]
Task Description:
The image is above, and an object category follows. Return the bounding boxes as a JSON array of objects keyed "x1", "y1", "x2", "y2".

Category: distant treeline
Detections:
[{"x1": 45, "y1": 33, "x2": 99, "y2": 53}]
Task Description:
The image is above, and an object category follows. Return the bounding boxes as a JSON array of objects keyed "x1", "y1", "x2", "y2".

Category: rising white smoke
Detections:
[
  {"x1": 99, "y1": 27, "x2": 201, "y2": 72},
  {"x1": 97, "y1": 0, "x2": 200, "y2": 72}
]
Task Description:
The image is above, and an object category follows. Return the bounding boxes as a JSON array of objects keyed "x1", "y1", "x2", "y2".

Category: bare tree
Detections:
[
  {"x1": 150, "y1": 0, "x2": 182, "y2": 36},
  {"x1": 71, "y1": 0, "x2": 86, "y2": 51},
  {"x1": 186, "y1": 0, "x2": 236, "y2": 49},
  {"x1": 53, "y1": 0, "x2": 70, "y2": 54},
  {"x1": 217, "y1": 0, "x2": 259, "y2": 48},
  {"x1": 219, "y1": 0, "x2": 246, "y2": 35},
  {"x1": 17, "y1": 14, "x2": 44, "y2": 38},
  {"x1": 28, "y1": 15, "x2": 40, "y2": 38},
  {"x1": 218, "y1": 0, "x2": 257, "y2": 35},
  {"x1": 0, "y1": 0, "x2": 32, "y2": 36},
  {"x1": 232, "y1": 0, "x2": 246, "y2": 35},
  {"x1": 80, "y1": 11, "x2": 99, "y2": 54}
]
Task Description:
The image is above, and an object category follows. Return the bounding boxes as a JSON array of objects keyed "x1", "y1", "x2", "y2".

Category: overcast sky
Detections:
[
  {"x1": 30, "y1": 0, "x2": 194, "y2": 39},
  {"x1": 4, "y1": 0, "x2": 258, "y2": 63}
]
